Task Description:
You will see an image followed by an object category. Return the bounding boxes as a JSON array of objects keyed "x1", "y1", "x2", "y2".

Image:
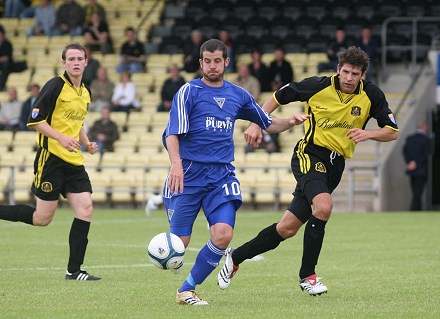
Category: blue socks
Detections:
[{"x1": 178, "y1": 240, "x2": 225, "y2": 293}]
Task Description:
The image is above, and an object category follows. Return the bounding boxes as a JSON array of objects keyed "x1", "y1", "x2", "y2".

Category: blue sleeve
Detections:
[
  {"x1": 237, "y1": 89, "x2": 272, "y2": 129},
  {"x1": 164, "y1": 83, "x2": 191, "y2": 138}
]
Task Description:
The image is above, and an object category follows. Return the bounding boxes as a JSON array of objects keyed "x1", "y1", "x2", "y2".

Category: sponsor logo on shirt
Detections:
[
  {"x1": 316, "y1": 117, "x2": 354, "y2": 129},
  {"x1": 205, "y1": 116, "x2": 233, "y2": 132},
  {"x1": 63, "y1": 109, "x2": 86, "y2": 121}
]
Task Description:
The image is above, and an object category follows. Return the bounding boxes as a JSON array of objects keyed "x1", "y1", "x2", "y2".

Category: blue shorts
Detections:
[{"x1": 162, "y1": 160, "x2": 242, "y2": 236}]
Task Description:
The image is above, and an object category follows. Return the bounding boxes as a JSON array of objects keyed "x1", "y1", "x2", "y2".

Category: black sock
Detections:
[
  {"x1": 67, "y1": 218, "x2": 90, "y2": 273},
  {"x1": 0, "y1": 205, "x2": 35, "y2": 225},
  {"x1": 299, "y1": 215, "x2": 327, "y2": 279},
  {"x1": 233, "y1": 223, "x2": 285, "y2": 266}
]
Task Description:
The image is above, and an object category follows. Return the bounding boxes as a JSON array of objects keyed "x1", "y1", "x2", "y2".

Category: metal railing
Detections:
[
  {"x1": 1, "y1": 163, "x2": 379, "y2": 212},
  {"x1": 381, "y1": 16, "x2": 440, "y2": 80}
]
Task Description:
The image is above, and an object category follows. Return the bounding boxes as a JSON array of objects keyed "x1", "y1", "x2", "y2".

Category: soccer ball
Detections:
[{"x1": 147, "y1": 232, "x2": 185, "y2": 270}]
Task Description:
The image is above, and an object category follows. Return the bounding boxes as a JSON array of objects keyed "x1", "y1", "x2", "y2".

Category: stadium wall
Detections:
[{"x1": 378, "y1": 54, "x2": 437, "y2": 211}]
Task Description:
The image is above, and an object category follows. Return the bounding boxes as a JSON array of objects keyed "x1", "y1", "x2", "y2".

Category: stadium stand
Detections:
[{"x1": 1, "y1": 0, "x2": 438, "y2": 211}]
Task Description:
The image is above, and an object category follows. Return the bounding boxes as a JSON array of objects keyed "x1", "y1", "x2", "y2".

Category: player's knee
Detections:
[
  {"x1": 313, "y1": 201, "x2": 333, "y2": 220},
  {"x1": 211, "y1": 226, "x2": 233, "y2": 249},
  {"x1": 75, "y1": 203, "x2": 93, "y2": 221},
  {"x1": 32, "y1": 213, "x2": 53, "y2": 226}
]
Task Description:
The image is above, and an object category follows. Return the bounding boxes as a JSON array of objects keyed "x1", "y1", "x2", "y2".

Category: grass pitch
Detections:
[{"x1": 0, "y1": 208, "x2": 439, "y2": 319}]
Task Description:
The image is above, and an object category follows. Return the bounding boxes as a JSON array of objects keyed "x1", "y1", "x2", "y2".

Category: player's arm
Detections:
[
  {"x1": 30, "y1": 121, "x2": 82, "y2": 152},
  {"x1": 244, "y1": 96, "x2": 281, "y2": 148},
  {"x1": 346, "y1": 126, "x2": 399, "y2": 143},
  {"x1": 165, "y1": 135, "x2": 184, "y2": 194},
  {"x1": 266, "y1": 113, "x2": 310, "y2": 133}
]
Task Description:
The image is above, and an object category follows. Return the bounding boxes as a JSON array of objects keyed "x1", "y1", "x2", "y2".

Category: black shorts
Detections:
[
  {"x1": 287, "y1": 143, "x2": 345, "y2": 223},
  {"x1": 31, "y1": 148, "x2": 92, "y2": 201}
]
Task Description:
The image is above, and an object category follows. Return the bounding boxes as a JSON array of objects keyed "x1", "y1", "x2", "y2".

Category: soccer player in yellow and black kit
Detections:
[
  {"x1": 217, "y1": 46, "x2": 399, "y2": 295},
  {"x1": 0, "y1": 43, "x2": 101, "y2": 280}
]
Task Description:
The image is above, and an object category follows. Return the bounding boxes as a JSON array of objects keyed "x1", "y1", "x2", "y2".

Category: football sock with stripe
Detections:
[
  {"x1": 67, "y1": 218, "x2": 90, "y2": 273},
  {"x1": 299, "y1": 215, "x2": 327, "y2": 279},
  {"x1": 232, "y1": 223, "x2": 285, "y2": 266},
  {"x1": 0, "y1": 204, "x2": 35, "y2": 225},
  {"x1": 178, "y1": 240, "x2": 224, "y2": 293}
]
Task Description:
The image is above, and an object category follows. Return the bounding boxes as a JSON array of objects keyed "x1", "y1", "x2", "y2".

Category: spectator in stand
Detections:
[
  {"x1": 157, "y1": 63, "x2": 186, "y2": 112},
  {"x1": 20, "y1": 0, "x2": 41, "y2": 18},
  {"x1": 82, "y1": 46, "x2": 100, "y2": 87},
  {"x1": 0, "y1": 87, "x2": 22, "y2": 131},
  {"x1": 217, "y1": 28, "x2": 235, "y2": 73},
  {"x1": 84, "y1": 12, "x2": 113, "y2": 54},
  {"x1": 354, "y1": 25, "x2": 378, "y2": 82},
  {"x1": 0, "y1": 27, "x2": 13, "y2": 92},
  {"x1": 26, "y1": 0, "x2": 57, "y2": 37},
  {"x1": 116, "y1": 27, "x2": 146, "y2": 74},
  {"x1": 318, "y1": 27, "x2": 351, "y2": 74},
  {"x1": 83, "y1": 0, "x2": 106, "y2": 27},
  {"x1": 403, "y1": 121, "x2": 432, "y2": 211},
  {"x1": 268, "y1": 47, "x2": 294, "y2": 92},
  {"x1": 244, "y1": 131, "x2": 280, "y2": 154},
  {"x1": 248, "y1": 48, "x2": 271, "y2": 92},
  {"x1": 19, "y1": 83, "x2": 40, "y2": 131},
  {"x1": 90, "y1": 67, "x2": 114, "y2": 112},
  {"x1": 111, "y1": 71, "x2": 141, "y2": 113},
  {"x1": 231, "y1": 64, "x2": 260, "y2": 101},
  {"x1": 4, "y1": 0, "x2": 27, "y2": 17},
  {"x1": 87, "y1": 105, "x2": 119, "y2": 154},
  {"x1": 182, "y1": 29, "x2": 204, "y2": 73},
  {"x1": 53, "y1": 0, "x2": 85, "y2": 37}
]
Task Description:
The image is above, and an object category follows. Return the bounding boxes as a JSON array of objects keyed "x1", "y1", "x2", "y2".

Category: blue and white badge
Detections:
[{"x1": 31, "y1": 108, "x2": 39, "y2": 119}]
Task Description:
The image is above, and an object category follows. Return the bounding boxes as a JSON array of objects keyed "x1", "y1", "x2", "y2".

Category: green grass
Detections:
[{"x1": 0, "y1": 209, "x2": 439, "y2": 319}]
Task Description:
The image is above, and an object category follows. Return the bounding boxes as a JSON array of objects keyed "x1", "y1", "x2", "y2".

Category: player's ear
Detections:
[{"x1": 224, "y1": 57, "x2": 230, "y2": 68}]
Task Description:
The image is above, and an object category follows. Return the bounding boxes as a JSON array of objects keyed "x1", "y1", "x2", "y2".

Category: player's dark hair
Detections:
[
  {"x1": 338, "y1": 46, "x2": 370, "y2": 73},
  {"x1": 62, "y1": 43, "x2": 86, "y2": 61},
  {"x1": 200, "y1": 39, "x2": 227, "y2": 59}
]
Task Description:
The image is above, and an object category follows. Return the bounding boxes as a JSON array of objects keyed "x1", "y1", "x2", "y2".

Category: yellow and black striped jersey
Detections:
[
  {"x1": 27, "y1": 72, "x2": 91, "y2": 166},
  {"x1": 274, "y1": 75, "x2": 399, "y2": 159}
]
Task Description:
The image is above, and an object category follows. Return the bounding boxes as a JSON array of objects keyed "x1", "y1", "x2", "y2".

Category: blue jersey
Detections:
[{"x1": 163, "y1": 78, "x2": 272, "y2": 163}]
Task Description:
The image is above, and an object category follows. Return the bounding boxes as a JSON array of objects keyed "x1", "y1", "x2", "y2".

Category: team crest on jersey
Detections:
[
  {"x1": 31, "y1": 108, "x2": 39, "y2": 119},
  {"x1": 41, "y1": 182, "x2": 53, "y2": 192},
  {"x1": 351, "y1": 106, "x2": 361, "y2": 116},
  {"x1": 167, "y1": 209, "x2": 174, "y2": 220},
  {"x1": 213, "y1": 97, "x2": 225, "y2": 108},
  {"x1": 315, "y1": 162, "x2": 326, "y2": 173}
]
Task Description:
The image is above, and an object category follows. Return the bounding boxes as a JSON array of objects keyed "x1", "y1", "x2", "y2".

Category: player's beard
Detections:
[{"x1": 202, "y1": 71, "x2": 224, "y2": 83}]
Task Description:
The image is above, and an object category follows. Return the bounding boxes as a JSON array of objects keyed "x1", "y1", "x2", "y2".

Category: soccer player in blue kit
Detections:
[{"x1": 162, "y1": 38, "x2": 310, "y2": 305}]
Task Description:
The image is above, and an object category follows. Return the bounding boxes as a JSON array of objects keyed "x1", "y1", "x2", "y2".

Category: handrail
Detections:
[
  {"x1": 393, "y1": 58, "x2": 429, "y2": 119},
  {"x1": 136, "y1": 0, "x2": 162, "y2": 34},
  {"x1": 381, "y1": 16, "x2": 440, "y2": 81}
]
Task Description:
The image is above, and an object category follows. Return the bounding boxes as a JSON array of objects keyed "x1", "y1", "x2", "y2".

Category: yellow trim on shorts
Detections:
[
  {"x1": 34, "y1": 149, "x2": 49, "y2": 188},
  {"x1": 296, "y1": 139, "x2": 310, "y2": 174}
]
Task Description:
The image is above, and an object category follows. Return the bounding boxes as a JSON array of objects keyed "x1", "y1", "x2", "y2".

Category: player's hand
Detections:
[
  {"x1": 59, "y1": 135, "x2": 81, "y2": 152},
  {"x1": 86, "y1": 142, "x2": 98, "y2": 154},
  {"x1": 244, "y1": 123, "x2": 263, "y2": 148},
  {"x1": 168, "y1": 162, "x2": 184, "y2": 194},
  {"x1": 346, "y1": 128, "x2": 370, "y2": 143},
  {"x1": 289, "y1": 113, "x2": 310, "y2": 126}
]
